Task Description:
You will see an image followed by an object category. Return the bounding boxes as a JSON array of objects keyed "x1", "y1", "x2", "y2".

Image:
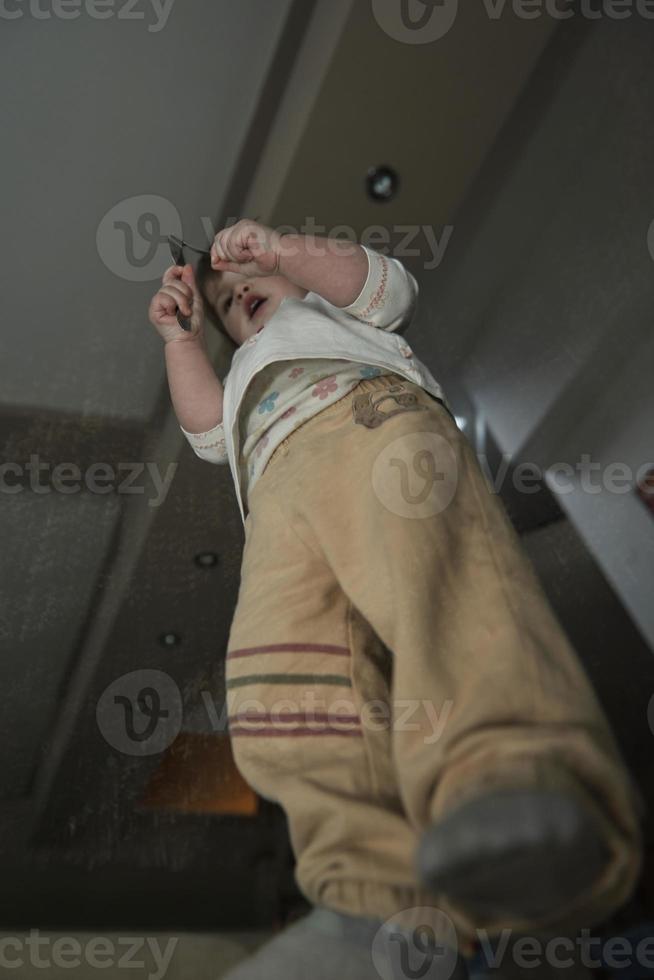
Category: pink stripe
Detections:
[
  {"x1": 230, "y1": 712, "x2": 360, "y2": 725},
  {"x1": 226, "y1": 643, "x2": 350, "y2": 660},
  {"x1": 229, "y1": 726, "x2": 363, "y2": 738}
]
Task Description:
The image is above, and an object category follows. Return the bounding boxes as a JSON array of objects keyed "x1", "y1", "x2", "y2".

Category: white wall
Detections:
[
  {"x1": 0, "y1": 0, "x2": 293, "y2": 420},
  {"x1": 416, "y1": 18, "x2": 654, "y2": 649}
]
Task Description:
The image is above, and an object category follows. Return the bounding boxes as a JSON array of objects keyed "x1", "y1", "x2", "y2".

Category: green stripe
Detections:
[{"x1": 226, "y1": 673, "x2": 352, "y2": 689}]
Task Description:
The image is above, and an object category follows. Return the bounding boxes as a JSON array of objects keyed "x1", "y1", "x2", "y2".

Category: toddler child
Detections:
[{"x1": 148, "y1": 220, "x2": 645, "y2": 980}]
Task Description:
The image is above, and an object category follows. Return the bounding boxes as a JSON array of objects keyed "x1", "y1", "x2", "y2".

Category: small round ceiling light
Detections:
[
  {"x1": 158, "y1": 631, "x2": 181, "y2": 648},
  {"x1": 366, "y1": 165, "x2": 400, "y2": 203},
  {"x1": 194, "y1": 551, "x2": 219, "y2": 569}
]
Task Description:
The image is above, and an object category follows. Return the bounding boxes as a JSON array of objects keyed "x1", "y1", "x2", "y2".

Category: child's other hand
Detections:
[
  {"x1": 148, "y1": 264, "x2": 206, "y2": 345},
  {"x1": 210, "y1": 219, "x2": 283, "y2": 278}
]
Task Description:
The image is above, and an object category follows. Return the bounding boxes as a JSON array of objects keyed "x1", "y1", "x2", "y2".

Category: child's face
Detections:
[{"x1": 204, "y1": 270, "x2": 307, "y2": 347}]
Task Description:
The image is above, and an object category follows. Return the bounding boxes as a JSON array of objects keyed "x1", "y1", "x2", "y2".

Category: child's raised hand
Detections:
[
  {"x1": 148, "y1": 264, "x2": 206, "y2": 345},
  {"x1": 210, "y1": 219, "x2": 284, "y2": 278}
]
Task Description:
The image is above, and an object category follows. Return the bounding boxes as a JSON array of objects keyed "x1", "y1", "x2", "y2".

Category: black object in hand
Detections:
[
  {"x1": 167, "y1": 235, "x2": 211, "y2": 332},
  {"x1": 166, "y1": 218, "x2": 261, "y2": 331}
]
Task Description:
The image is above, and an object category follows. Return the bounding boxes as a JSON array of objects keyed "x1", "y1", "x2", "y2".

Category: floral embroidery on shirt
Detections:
[
  {"x1": 258, "y1": 392, "x2": 279, "y2": 414},
  {"x1": 312, "y1": 376, "x2": 338, "y2": 400},
  {"x1": 255, "y1": 435, "x2": 269, "y2": 458},
  {"x1": 233, "y1": 357, "x2": 406, "y2": 502}
]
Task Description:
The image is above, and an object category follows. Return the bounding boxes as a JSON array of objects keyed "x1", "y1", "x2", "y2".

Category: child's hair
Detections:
[{"x1": 195, "y1": 254, "x2": 238, "y2": 351}]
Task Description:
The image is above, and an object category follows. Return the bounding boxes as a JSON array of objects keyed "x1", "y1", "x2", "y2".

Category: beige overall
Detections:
[{"x1": 225, "y1": 372, "x2": 645, "y2": 958}]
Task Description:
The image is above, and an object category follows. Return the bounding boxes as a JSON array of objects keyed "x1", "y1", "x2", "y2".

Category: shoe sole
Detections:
[{"x1": 416, "y1": 788, "x2": 611, "y2": 919}]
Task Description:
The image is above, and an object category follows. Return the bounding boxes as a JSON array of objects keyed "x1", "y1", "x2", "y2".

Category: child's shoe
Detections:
[{"x1": 416, "y1": 787, "x2": 612, "y2": 921}]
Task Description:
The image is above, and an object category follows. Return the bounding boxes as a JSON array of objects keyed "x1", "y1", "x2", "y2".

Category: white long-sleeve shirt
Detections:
[{"x1": 180, "y1": 246, "x2": 452, "y2": 527}]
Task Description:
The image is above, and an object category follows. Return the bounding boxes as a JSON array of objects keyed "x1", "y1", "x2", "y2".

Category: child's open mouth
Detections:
[{"x1": 247, "y1": 296, "x2": 267, "y2": 320}]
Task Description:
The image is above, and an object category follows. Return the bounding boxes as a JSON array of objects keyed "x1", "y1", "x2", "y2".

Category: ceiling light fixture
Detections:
[
  {"x1": 366, "y1": 165, "x2": 400, "y2": 203},
  {"x1": 194, "y1": 551, "x2": 219, "y2": 569}
]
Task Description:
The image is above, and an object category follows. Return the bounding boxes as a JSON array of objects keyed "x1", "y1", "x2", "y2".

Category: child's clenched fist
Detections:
[
  {"x1": 210, "y1": 218, "x2": 284, "y2": 279},
  {"x1": 148, "y1": 264, "x2": 206, "y2": 345}
]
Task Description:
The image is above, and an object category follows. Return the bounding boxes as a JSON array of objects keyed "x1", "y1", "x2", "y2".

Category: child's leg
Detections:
[
  {"x1": 273, "y1": 373, "x2": 644, "y2": 946},
  {"x1": 225, "y1": 399, "x2": 478, "y2": 961},
  {"x1": 221, "y1": 907, "x2": 470, "y2": 980}
]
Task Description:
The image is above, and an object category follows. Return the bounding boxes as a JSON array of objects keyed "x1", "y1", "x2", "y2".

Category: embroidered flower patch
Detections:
[
  {"x1": 258, "y1": 392, "x2": 279, "y2": 414},
  {"x1": 312, "y1": 376, "x2": 338, "y2": 399}
]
